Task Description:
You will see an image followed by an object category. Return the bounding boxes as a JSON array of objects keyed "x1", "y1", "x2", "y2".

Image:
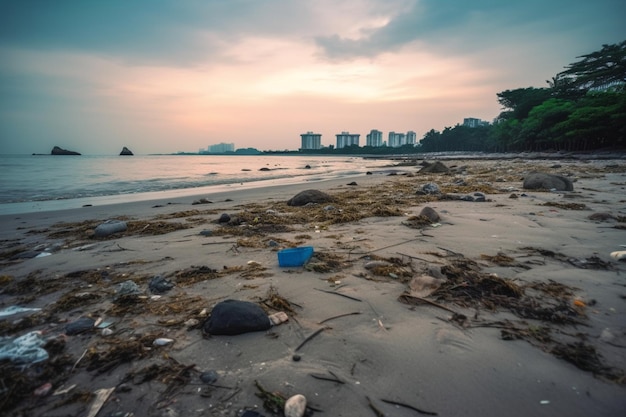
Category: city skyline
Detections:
[{"x1": 1, "y1": 1, "x2": 624, "y2": 154}]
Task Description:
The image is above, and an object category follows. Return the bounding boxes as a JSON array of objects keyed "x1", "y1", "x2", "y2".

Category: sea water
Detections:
[{"x1": 0, "y1": 154, "x2": 392, "y2": 214}]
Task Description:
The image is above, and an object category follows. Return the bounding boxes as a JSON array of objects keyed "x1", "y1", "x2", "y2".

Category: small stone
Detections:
[
  {"x1": 116, "y1": 383, "x2": 132, "y2": 393},
  {"x1": 292, "y1": 354, "x2": 301, "y2": 362},
  {"x1": 218, "y1": 213, "x2": 231, "y2": 223},
  {"x1": 419, "y1": 206, "x2": 440, "y2": 222},
  {"x1": 34, "y1": 382, "x2": 52, "y2": 397},
  {"x1": 153, "y1": 338, "x2": 174, "y2": 346},
  {"x1": 284, "y1": 394, "x2": 307, "y2": 417},
  {"x1": 199, "y1": 229, "x2": 213, "y2": 236},
  {"x1": 509, "y1": 193, "x2": 518, "y2": 199},
  {"x1": 200, "y1": 370, "x2": 219, "y2": 384},
  {"x1": 420, "y1": 183, "x2": 440, "y2": 195},
  {"x1": 268, "y1": 240, "x2": 279, "y2": 247},
  {"x1": 347, "y1": 181, "x2": 358, "y2": 186}
]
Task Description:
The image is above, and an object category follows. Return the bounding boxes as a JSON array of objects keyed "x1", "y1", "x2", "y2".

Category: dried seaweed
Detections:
[
  {"x1": 261, "y1": 285, "x2": 298, "y2": 315},
  {"x1": 540, "y1": 202, "x2": 588, "y2": 210},
  {"x1": 83, "y1": 332, "x2": 163, "y2": 374},
  {"x1": 172, "y1": 265, "x2": 223, "y2": 286},
  {"x1": 305, "y1": 251, "x2": 353, "y2": 273}
]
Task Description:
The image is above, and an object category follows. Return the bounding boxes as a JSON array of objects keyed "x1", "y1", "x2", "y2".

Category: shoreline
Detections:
[{"x1": 1, "y1": 157, "x2": 625, "y2": 416}]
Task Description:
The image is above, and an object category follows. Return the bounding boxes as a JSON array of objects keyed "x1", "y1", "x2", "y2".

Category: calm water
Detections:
[{"x1": 0, "y1": 154, "x2": 391, "y2": 214}]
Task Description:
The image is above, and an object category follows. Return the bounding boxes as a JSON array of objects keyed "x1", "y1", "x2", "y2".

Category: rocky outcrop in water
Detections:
[
  {"x1": 120, "y1": 147, "x2": 134, "y2": 156},
  {"x1": 51, "y1": 146, "x2": 81, "y2": 155}
]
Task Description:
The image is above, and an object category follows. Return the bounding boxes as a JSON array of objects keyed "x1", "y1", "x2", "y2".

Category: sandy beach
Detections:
[{"x1": 1, "y1": 157, "x2": 625, "y2": 417}]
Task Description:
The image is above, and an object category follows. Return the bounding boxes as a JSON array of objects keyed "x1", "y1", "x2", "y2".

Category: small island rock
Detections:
[
  {"x1": 120, "y1": 147, "x2": 134, "y2": 156},
  {"x1": 51, "y1": 146, "x2": 81, "y2": 155}
]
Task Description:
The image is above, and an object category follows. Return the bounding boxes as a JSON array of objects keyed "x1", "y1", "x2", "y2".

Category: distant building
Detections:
[
  {"x1": 300, "y1": 131, "x2": 322, "y2": 150},
  {"x1": 388, "y1": 131, "x2": 406, "y2": 148},
  {"x1": 208, "y1": 142, "x2": 235, "y2": 153},
  {"x1": 366, "y1": 130, "x2": 383, "y2": 147},
  {"x1": 463, "y1": 118, "x2": 488, "y2": 128},
  {"x1": 336, "y1": 131, "x2": 360, "y2": 149},
  {"x1": 406, "y1": 131, "x2": 416, "y2": 145}
]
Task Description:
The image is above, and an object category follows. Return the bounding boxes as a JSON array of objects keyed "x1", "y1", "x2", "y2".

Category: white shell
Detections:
[
  {"x1": 284, "y1": 394, "x2": 307, "y2": 417},
  {"x1": 610, "y1": 251, "x2": 626, "y2": 261},
  {"x1": 153, "y1": 338, "x2": 174, "y2": 346}
]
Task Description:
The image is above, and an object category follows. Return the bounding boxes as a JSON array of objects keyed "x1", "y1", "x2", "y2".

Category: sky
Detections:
[{"x1": 1, "y1": 1, "x2": 625, "y2": 155}]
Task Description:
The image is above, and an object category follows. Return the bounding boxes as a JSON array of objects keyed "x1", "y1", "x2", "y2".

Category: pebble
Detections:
[
  {"x1": 218, "y1": 213, "x2": 231, "y2": 223},
  {"x1": 34, "y1": 382, "x2": 52, "y2": 396},
  {"x1": 200, "y1": 370, "x2": 219, "y2": 384},
  {"x1": 199, "y1": 229, "x2": 213, "y2": 236},
  {"x1": 153, "y1": 338, "x2": 174, "y2": 346},
  {"x1": 610, "y1": 251, "x2": 626, "y2": 261},
  {"x1": 284, "y1": 394, "x2": 307, "y2": 417}
]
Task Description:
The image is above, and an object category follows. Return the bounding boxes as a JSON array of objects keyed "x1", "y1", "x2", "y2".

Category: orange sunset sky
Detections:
[{"x1": 1, "y1": 1, "x2": 625, "y2": 154}]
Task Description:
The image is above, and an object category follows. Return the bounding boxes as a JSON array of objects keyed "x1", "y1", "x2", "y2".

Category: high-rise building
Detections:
[
  {"x1": 335, "y1": 131, "x2": 360, "y2": 149},
  {"x1": 208, "y1": 142, "x2": 235, "y2": 153},
  {"x1": 463, "y1": 118, "x2": 488, "y2": 128},
  {"x1": 406, "y1": 131, "x2": 416, "y2": 145},
  {"x1": 388, "y1": 131, "x2": 406, "y2": 148},
  {"x1": 366, "y1": 130, "x2": 383, "y2": 147},
  {"x1": 300, "y1": 132, "x2": 322, "y2": 150}
]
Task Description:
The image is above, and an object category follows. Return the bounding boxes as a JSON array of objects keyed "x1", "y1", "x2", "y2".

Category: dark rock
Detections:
[
  {"x1": 304, "y1": 165, "x2": 311, "y2": 169},
  {"x1": 203, "y1": 300, "x2": 271, "y2": 335},
  {"x1": 259, "y1": 167, "x2": 271, "y2": 171},
  {"x1": 192, "y1": 198, "x2": 213, "y2": 205},
  {"x1": 473, "y1": 192, "x2": 486, "y2": 202},
  {"x1": 200, "y1": 370, "x2": 219, "y2": 384},
  {"x1": 419, "y1": 206, "x2": 440, "y2": 222},
  {"x1": 199, "y1": 229, "x2": 213, "y2": 236},
  {"x1": 51, "y1": 146, "x2": 80, "y2": 155},
  {"x1": 347, "y1": 181, "x2": 358, "y2": 186},
  {"x1": 218, "y1": 213, "x2": 231, "y2": 223},
  {"x1": 509, "y1": 193, "x2": 519, "y2": 199},
  {"x1": 523, "y1": 172, "x2": 574, "y2": 191},
  {"x1": 149, "y1": 275, "x2": 174, "y2": 293},
  {"x1": 11, "y1": 250, "x2": 42, "y2": 260},
  {"x1": 366, "y1": 171, "x2": 373, "y2": 175},
  {"x1": 287, "y1": 189, "x2": 334, "y2": 206},
  {"x1": 420, "y1": 161, "x2": 449, "y2": 173},
  {"x1": 65, "y1": 317, "x2": 96, "y2": 335},
  {"x1": 418, "y1": 183, "x2": 440, "y2": 195},
  {"x1": 119, "y1": 147, "x2": 134, "y2": 156},
  {"x1": 461, "y1": 195, "x2": 475, "y2": 201}
]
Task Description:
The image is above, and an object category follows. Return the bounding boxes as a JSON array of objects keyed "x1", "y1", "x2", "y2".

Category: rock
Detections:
[
  {"x1": 304, "y1": 164, "x2": 311, "y2": 169},
  {"x1": 50, "y1": 146, "x2": 81, "y2": 155},
  {"x1": 200, "y1": 370, "x2": 219, "y2": 384},
  {"x1": 287, "y1": 189, "x2": 334, "y2": 206},
  {"x1": 192, "y1": 198, "x2": 213, "y2": 205},
  {"x1": 259, "y1": 167, "x2": 271, "y2": 171},
  {"x1": 203, "y1": 300, "x2": 271, "y2": 335},
  {"x1": 366, "y1": 171, "x2": 373, "y2": 175},
  {"x1": 588, "y1": 212, "x2": 615, "y2": 222},
  {"x1": 347, "y1": 181, "x2": 358, "y2": 186},
  {"x1": 284, "y1": 394, "x2": 307, "y2": 417},
  {"x1": 117, "y1": 280, "x2": 141, "y2": 296},
  {"x1": 419, "y1": 206, "x2": 440, "y2": 222},
  {"x1": 119, "y1": 147, "x2": 134, "y2": 156},
  {"x1": 420, "y1": 161, "x2": 449, "y2": 173},
  {"x1": 199, "y1": 229, "x2": 213, "y2": 236},
  {"x1": 218, "y1": 213, "x2": 231, "y2": 223},
  {"x1": 509, "y1": 193, "x2": 518, "y2": 199},
  {"x1": 610, "y1": 251, "x2": 626, "y2": 262},
  {"x1": 94, "y1": 220, "x2": 127, "y2": 237},
  {"x1": 523, "y1": 172, "x2": 574, "y2": 191},
  {"x1": 418, "y1": 183, "x2": 440, "y2": 195},
  {"x1": 473, "y1": 192, "x2": 486, "y2": 202}
]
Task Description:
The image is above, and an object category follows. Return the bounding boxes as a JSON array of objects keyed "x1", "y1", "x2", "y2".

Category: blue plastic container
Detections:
[{"x1": 277, "y1": 246, "x2": 314, "y2": 267}]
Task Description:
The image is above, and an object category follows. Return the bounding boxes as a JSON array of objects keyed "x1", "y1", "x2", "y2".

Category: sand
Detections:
[{"x1": 1, "y1": 157, "x2": 625, "y2": 417}]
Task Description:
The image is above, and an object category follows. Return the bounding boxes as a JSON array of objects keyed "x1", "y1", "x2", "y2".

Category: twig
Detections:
[
  {"x1": 315, "y1": 288, "x2": 362, "y2": 302},
  {"x1": 319, "y1": 312, "x2": 362, "y2": 324},
  {"x1": 309, "y1": 372, "x2": 345, "y2": 384},
  {"x1": 202, "y1": 241, "x2": 238, "y2": 246},
  {"x1": 71, "y1": 348, "x2": 88, "y2": 372},
  {"x1": 366, "y1": 396, "x2": 385, "y2": 417},
  {"x1": 381, "y1": 398, "x2": 438, "y2": 416},
  {"x1": 437, "y1": 246, "x2": 463, "y2": 257},
  {"x1": 295, "y1": 327, "x2": 328, "y2": 352}
]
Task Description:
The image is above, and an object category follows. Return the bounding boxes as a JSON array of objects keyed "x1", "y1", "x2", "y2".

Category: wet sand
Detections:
[{"x1": 1, "y1": 157, "x2": 625, "y2": 417}]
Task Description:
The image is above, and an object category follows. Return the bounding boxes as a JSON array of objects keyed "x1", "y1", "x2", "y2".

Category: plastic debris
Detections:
[
  {"x1": 94, "y1": 220, "x2": 127, "y2": 237},
  {"x1": 149, "y1": 275, "x2": 174, "y2": 293},
  {"x1": 0, "y1": 305, "x2": 42, "y2": 317},
  {"x1": 0, "y1": 331, "x2": 49, "y2": 365},
  {"x1": 117, "y1": 280, "x2": 141, "y2": 296},
  {"x1": 65, "y1": 317, "x2": 96, "y2": 335},
  {"x1": 153, "y1": 338, "x2": 174, "y2": 346}
]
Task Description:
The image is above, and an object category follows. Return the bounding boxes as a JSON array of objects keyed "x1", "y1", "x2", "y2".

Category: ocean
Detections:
[{"x1": 0, "y1": 154, "x2": 393, "y2": 215}]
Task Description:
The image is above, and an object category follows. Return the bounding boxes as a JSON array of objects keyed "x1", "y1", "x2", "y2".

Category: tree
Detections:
[
  {"x1": 553, "y1": 40, "x2": 626, "y2": 97},
  {"x1": 496, "y1": 87, "x2": 552, "y2": 121}
]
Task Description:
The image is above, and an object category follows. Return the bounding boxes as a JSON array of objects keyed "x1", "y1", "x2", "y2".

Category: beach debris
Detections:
[
  {"x1": 268, "y1": 312, "x2": 289, "y2": 326},
  {"x1": 523, "y1": 172, "x2": 574, "y2": 191},
  {"x1": 218, "y1": 213, "x2": 231, "y2": 223},
  {"x1": 0, "y1": 331, "x2": 49, "y2": 365},
  {"x1": 33, "y1": 382, "x2": 53, "y2": 396},
  {"x1": 318, "y1": 311, "x2": 362, "y2": 324},
  {"x1": 309, "y1": 370, "x2": 345, "y2": 384},
  {"x1": 315, "y1": 287, "x2": 362, "y2": 302},
  {"x1": 85, "y1": 387, "x2": 115, "y2": 417},
  {"x1": 149, "y1": 275, "x2": 175, "y2": 293},
  {"x1": 295, "y1": 327, "x2": 328, "y2": 352},
  {"x1": 65, "y1": 317, "x2": 96, "y2": 335},
  {"x1": 408, "y1": 275, "x2": 446, "y2": 298},
  {"x1": 284, "y1": 394, "x2": 307, "y2": 417},
  {"x1": 588, "y1": 212, "x2": 616, "y2": 222},
  {"x1": 203, "y1": 300, "x2": 272, "y2": 335},
  {"x1": 254, "y1": 380, "x2": 287, "y2": 414},
  {"x1": 261, "y1": 285, "x2": 299, "y2": 315},
  {"x1": 277, "y1": 246, "x2": 314, "y2": 267},
  {"x1": 610, "y1": 251, "x2": 626, "y2": 262},
  {"x1": 540, "y1": 201, "x2": 587, "y2": 210},
  {"x1": 0, "y1": 305, "x2": 41, "y2": 317},
  {"x1": 153, "y1": 338, "x2": 174, "y2": 346},
  {"x1": 380, "y1": 398, "x2": 438, "y2": 416},
  {"x1": 287, "y1": 189, "x2": 334, "y2": 206},
  {"x1": 199, "y1": 229, "x2": 213, "y2": 236},
  {"x1": 117, "y1": 280, "x2": 142, "y2": 296},
  {"x1": 94, "y1": 220, "x2": 128, "y2": 237}
]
